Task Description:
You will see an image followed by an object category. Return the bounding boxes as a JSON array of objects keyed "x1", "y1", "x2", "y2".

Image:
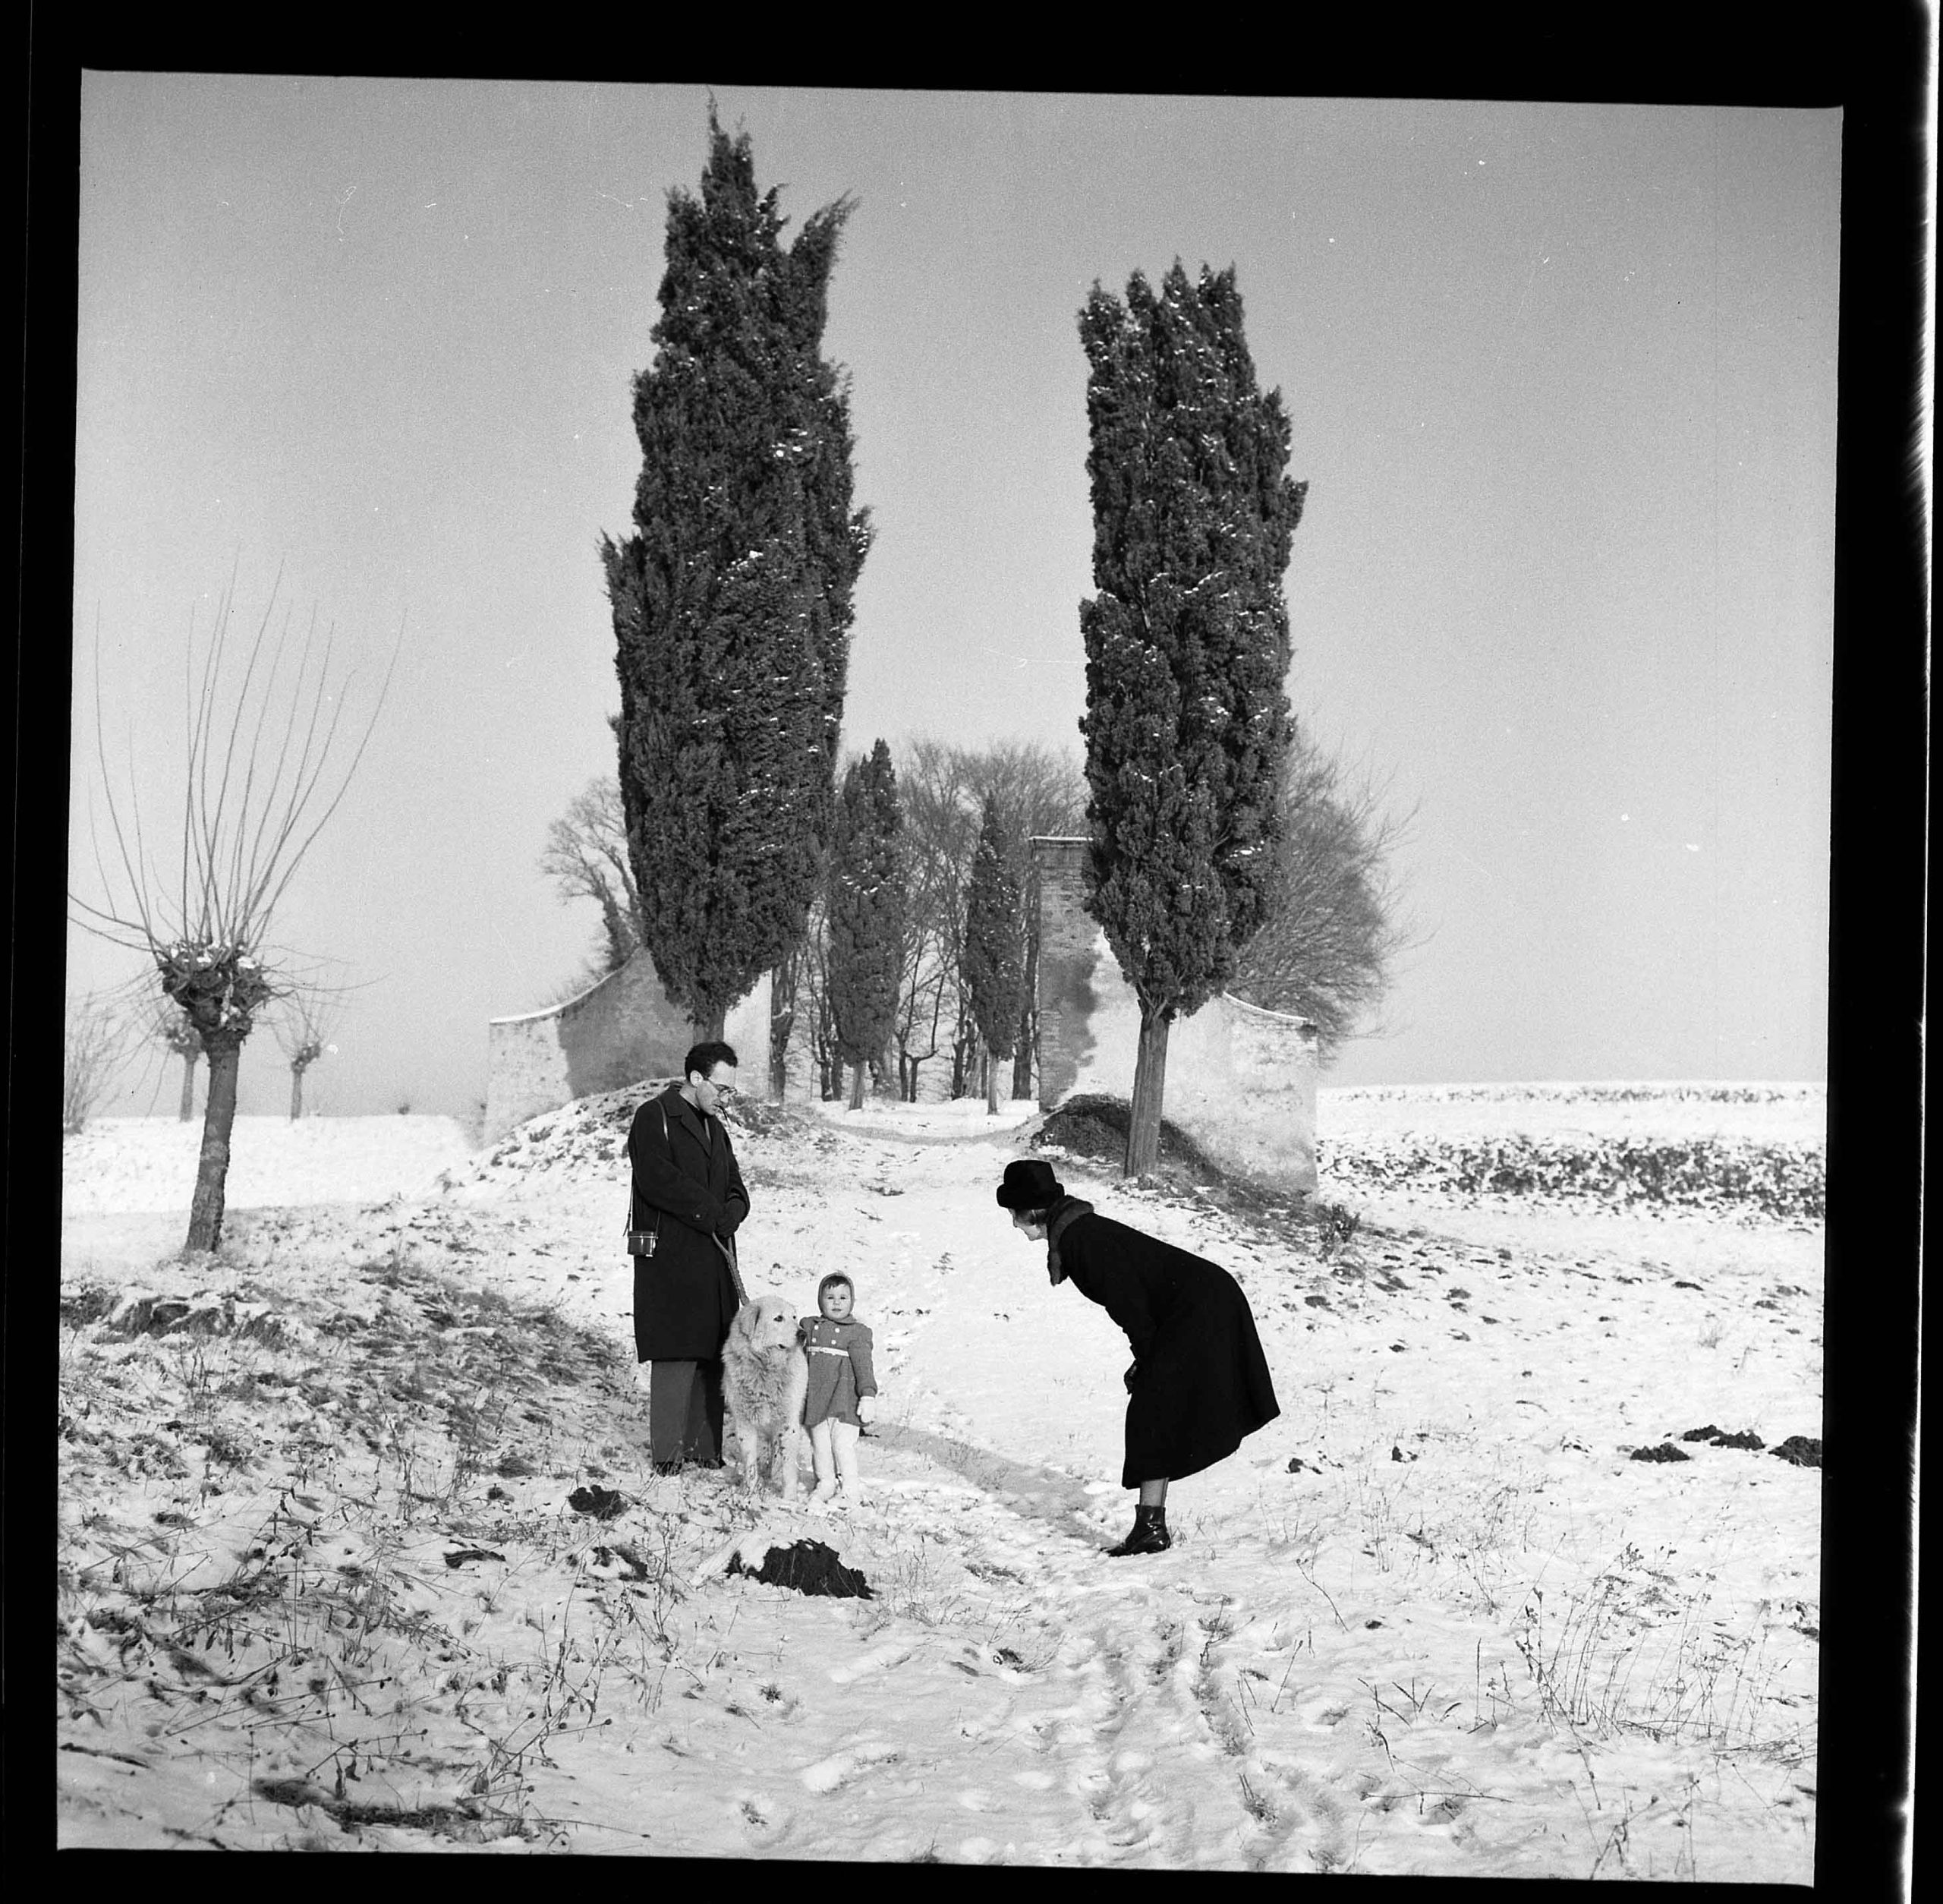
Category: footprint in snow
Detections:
[
  {"x1": 828, "y1": 1641, "x2": 917, "y2": 1684},
  {"x1": 799, "y1": 1739, "x2": 904, "y2": 1792}
]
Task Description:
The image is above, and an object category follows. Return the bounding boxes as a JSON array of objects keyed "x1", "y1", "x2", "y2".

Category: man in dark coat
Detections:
[
  {"x1": 630, "y1": 1041, "x2": 750, "y2": 1472},
  {"x1": 997, "y1": 1157, "x2": 1279, "y2": 1556}
]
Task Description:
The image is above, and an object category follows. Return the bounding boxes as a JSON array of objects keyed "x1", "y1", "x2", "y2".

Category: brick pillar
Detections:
[{"x1": 1031, "y1": 837, "x2": 1098, "y2": 1110}]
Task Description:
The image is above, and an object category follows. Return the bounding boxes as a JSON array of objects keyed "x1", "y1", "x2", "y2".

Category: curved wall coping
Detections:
[
  {"x1": 1217, "y1": 989, "x2": 1320, "y2": 1033},
  {"x1": 489, "y1": 963, "x2": 628, "y2": 1027}
]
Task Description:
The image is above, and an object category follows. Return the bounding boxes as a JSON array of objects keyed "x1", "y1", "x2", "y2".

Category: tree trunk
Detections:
[
  {"x1": 1123, "y1": 1007, "x2": 1171, "y2": 1178},
  {"x1": 187, "y1": 1033, "x2": 243, "y2": 1253},
  {"x1": 178, "y1": 1052, "x2": 198, "y2": 1122},
  {"x1": 289, "y1": 1064, "x2": 305, "y2": 1121},
  {"x1": 1012, "y1": 939, "x2": 1038, "y2": 1101},
  {"x1": 849, "y1": 1059, "x2": 866, "y2": 1111},
  {"x1": 768, "y1": 955, "x2": 797, "y2": 1103},
  {"x1": 1014, "y1": 891, "x2": 1039, "y2": 1101},
  {"x1": 985, "y1": 1048, "x2": 1003, "y2": 1116},
  {"x1": 692, "y1": 1008, "x2": 727, "y2": 1046}
]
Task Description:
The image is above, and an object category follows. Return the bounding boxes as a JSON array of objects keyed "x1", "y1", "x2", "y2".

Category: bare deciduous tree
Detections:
[
  {"x1": 1229, "y1": 723, "x2": 1415, "y2": 1060},
  {"x1": 768, "y1": 933, "x2": 807, "y2": 1102},
  {"x1": 65, "y1": 992, "x2": 133, "y2": 1134},
  {"x1": 797, "y1": 897, "x2": 843, "y2": 1099},
  {"x1": 959, "y1": 742, "x2": 1087, "y2": 1099},
  {"x1": 69, "y1": 568, "x2": 398, "y2": 1253},
  {"x1": 893, "y1": 739, "x2": 1086, "y2": 1103},
  {"x1": 539, "y1": 752, "x2": 644, "y2": 990},
  {"x1": 894, "y1": 741, "x2": 980, "y2": 1101}
]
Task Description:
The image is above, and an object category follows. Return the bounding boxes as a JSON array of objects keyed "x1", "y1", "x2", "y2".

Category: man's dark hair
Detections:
[{"x1": 684, "y1": 1040, "x2": 739, "y2": 1083}]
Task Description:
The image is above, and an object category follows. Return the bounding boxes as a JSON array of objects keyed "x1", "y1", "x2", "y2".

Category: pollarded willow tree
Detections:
[
  {"x1": 273, "y1": 975, "x2": 345, "y2": 1121},
  {"x1": 826, "y1": 740, "x2": 906, "y2": 1111},
  {"x1": 156, "y1": 1003, "x2": 205, "y2": 1122},
  {"x1": 1078, "y1": 261, "x2": 1306, "y2": 1177},
  {"x1": 962, "y1": 790, "x2": 1025, "y2": 1114},
  {"x1": 603, "y1": 106, "x2": 871, "y2": 1047},
  {"x1": 70, "y1": 570, "x2": 396, "y2": 1251}
]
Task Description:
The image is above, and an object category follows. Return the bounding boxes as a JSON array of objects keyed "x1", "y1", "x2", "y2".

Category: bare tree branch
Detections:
[
  {"x1": 64, "y1": 991, "x2": 137, "y2": 1133},
  {"x1": 539, "y1": 772, "x2": 645, "y2": 987}
]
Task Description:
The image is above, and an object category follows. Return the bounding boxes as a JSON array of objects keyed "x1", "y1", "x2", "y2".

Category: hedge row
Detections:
[{"x1": 1316, "y1": 1133, "x2": 1824, "y2": 1223}]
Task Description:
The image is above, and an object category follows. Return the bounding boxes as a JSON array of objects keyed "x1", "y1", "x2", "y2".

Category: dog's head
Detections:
[{"x1": 731, "y1": 1298, "x2": 804, "y2": 1357}]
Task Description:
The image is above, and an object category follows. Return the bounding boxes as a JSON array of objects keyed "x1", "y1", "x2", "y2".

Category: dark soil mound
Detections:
[
  {"x1": 1034, "y1": 1094, "x2": 1229, "y2": 1189},
  {"x1": 1770, "y1": 1436, "x2": 1822, "y2": 1468},
  {"x1": 1629, "y1": 1442, "x2": 1693, "y2": 1463},
  {"x1": 1678, "y1": 1423, "x2": 1767, "y2": 1450}
]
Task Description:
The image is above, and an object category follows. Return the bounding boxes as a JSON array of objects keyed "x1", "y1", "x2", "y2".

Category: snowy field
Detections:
[
  {"x1": 59, "y1": 1116, "x2": 476, "y2": 1215},
  {"x1": 58, "y1": 1085, "x2": 1822, "y2": 1872}
]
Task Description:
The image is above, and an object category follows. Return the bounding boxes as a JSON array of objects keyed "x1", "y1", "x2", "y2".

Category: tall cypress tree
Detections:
[
  {"x1": 827, "y1": 739, "x2": 905, "y2": 1111},
  {"x1": 962, "y1": 790, "x2": 1025, "y2": 1114},
  {"x1": 603, "y1": 108, "x2": 871, "y2": 1042},
  {"x1": 1077, "y1": 262, "x2": 1305, "y2": 1175}
]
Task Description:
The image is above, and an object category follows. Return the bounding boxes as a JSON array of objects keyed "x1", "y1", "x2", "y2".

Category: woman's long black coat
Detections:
[
  {"x1": 1050, "y1": 1203, "x2": 1279, "y2": 1487},
  {"x1": 628, "y1": 1085, "x2": 748, "y2": 1363}
]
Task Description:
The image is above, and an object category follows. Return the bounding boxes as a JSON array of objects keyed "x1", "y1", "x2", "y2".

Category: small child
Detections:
[{"x1": 799, "y1": 1272, "x2": 877, "y2": 1510}]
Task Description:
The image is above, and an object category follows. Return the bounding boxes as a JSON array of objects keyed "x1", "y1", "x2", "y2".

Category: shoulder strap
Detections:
[{"x1": 627, "y1": 1097, "x2": 678, "y2": 1234}]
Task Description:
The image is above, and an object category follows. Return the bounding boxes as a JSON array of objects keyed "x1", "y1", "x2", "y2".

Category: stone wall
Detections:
[
  {"x1": 1031, "y1": 837, "x2": 1319, "y2": 1198},
  {"x1": 485, "y1": 951, "x2": 773, "y2": 1142}
]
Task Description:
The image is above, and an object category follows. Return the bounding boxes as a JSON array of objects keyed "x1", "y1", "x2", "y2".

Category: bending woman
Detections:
[{"x1": 997, "y1": 1158, "x2": 1280, "y2": 1556}]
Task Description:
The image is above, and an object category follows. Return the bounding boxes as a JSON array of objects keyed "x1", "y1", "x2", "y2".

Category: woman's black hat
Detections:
[{"x1": 996, "y1": 1158, "x2": 1064, "y2": 1210}]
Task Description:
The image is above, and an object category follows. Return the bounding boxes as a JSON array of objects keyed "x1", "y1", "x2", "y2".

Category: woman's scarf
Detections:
[{"x1": 1044, "y1": 1196, "x2": 1094, "y2": 1285}]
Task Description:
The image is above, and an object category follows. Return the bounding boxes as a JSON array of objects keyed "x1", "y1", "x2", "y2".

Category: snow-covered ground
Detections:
[
  {"x1": 60, "y1": 1116, "x2": 475, "y2": 1215},
  {"x1": 58, "y1": 1086, "x2": 1822, "y2": 1872}
]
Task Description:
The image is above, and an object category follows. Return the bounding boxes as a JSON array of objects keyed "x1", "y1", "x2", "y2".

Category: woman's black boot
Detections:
[{"x1": 1105, "y1": 1503, "x2": 1172, "y2": 1556}]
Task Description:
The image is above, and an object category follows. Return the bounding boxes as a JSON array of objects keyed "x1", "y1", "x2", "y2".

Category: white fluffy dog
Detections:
[{"x1": 721, "y1": 1297, "x2": 809, "y2": 1501}]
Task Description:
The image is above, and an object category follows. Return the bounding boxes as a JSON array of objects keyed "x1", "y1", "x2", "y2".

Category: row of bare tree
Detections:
[
  {"x1": 543, "y1": 737, "x2": 1088, "y2": 1105},
  {"x1": 62, "y1": 985, "x2": 346, "y2": 1137},
  {"x1": 793, "y1": 738, "x2": 1087, "y2": 1105},
  {"x1": 541, "y1": 721, "x2": 1406, "y2": 1105}
]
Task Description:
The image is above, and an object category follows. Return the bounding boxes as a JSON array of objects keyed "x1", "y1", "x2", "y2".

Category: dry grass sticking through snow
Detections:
[{"x1": 58, "y1": 1083, "x2": 1822, "y2": 1870}]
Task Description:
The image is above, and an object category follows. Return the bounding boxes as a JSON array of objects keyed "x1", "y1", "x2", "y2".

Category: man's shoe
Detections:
[{"x1": 1105, "y1": 1503, "x2": 1171, "y2": 1557}]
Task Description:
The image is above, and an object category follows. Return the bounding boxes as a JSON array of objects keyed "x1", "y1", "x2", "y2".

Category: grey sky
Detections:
[{"x1": 68, "y1": 79, "x2": 1841, "y2": 1117}]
